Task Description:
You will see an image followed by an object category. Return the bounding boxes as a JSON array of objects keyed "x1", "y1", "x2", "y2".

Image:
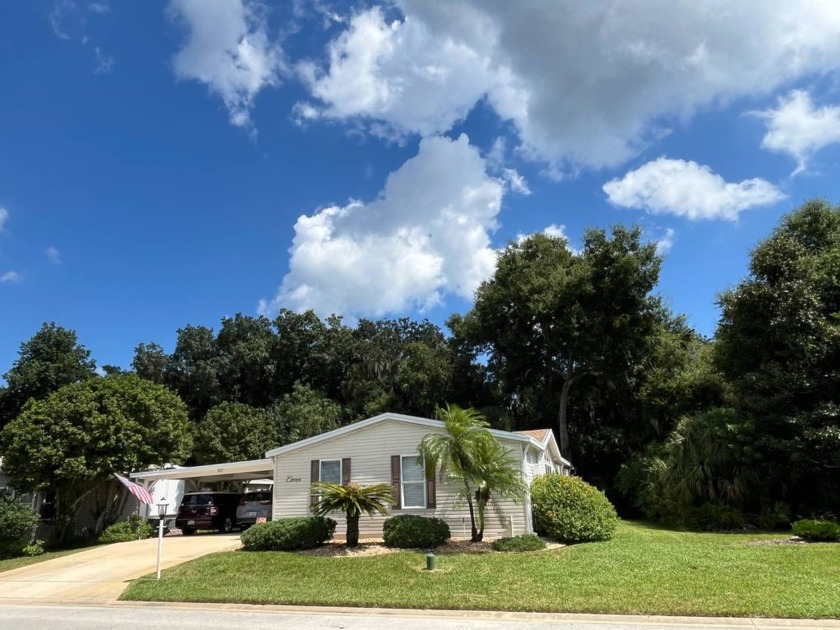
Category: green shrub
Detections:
[
  {"x1": 531, "y1": 474, "x2": 619, "y2": 543},
  {"x1": 792, "y1": 519, "x2": 840, "y2": 542},
  {"x1": 683, "y1": 502, "x2": 748, "y2": 531},
  {"x1": 99, "y1": 515, "x2": 153, "y2": 544},
  {"x1": 757, "y1": 502, "x2": 790, "y2": 531},
  {"x1": 382, "y1": 515, "x2": 450, "y2": 548},
  {"x1": 241, "y1": 516, "x2": 336, "y2": 551},
  {"x1": 21, "y1": 539, "x2": 45, "y2": 557},
  {"x1": 491, "y1": 534, "x2": 546, "y2": 552},
  {"x1": 0, "y1": 498, "x2": 39, "y2": 558},
  {"x1": 0, "y1": 498, "x2": 39, "y2": 542}
]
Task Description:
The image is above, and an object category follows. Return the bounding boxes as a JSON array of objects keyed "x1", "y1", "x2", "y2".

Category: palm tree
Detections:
[
  {"x1": 420, "y1": 404, "x2": 526, "y2": 541},
  {"x1": 310, "y1": 481, "x2": 394, "y2": 547},
  {"x1": 467, "y1": 436, "x2": 527, "y2": 541}
]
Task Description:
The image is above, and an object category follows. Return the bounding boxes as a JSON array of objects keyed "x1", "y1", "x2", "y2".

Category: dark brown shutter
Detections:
[
  {"x1": 342, "y1": 458, "x2": 351, "y2": 485},
  {"x1": 310, "y1": 460, "x2": 320, "y2": 507},
  {"x1": 390, "y1": 455, "x2": 402, "y2": 509},
  {"x1": 425, "y1": 462, "x2": 436, "y2": 509}
]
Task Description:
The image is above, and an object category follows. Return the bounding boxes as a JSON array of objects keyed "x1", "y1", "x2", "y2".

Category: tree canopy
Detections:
[
  {"x1": 464, "y1": 227, "x2": 663, "y2": 459},
  {"x1": 0, "y1": 374, "x2": 192, "y2": 539},
  {"x1": 0, "y1": 323, "x2": 96, "y2": 430},
  {"x1": 193, "y1": 401, "x2": 273, "y2": 465},
  {"x1": 714, "y1": 198, "x2": 840, "y2": 513}
]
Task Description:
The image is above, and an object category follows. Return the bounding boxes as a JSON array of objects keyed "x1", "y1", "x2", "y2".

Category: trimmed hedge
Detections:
[
  {"x1": 491, "y1": 534, "x2": 546, "y2": 552},
  {"x1": 99, "y1": 515, "x2": 153, "y2": 544},
  {"x1": 383, "y1": 515, "x2": 450, "y2": 548},
  {"x1": 531, "y1": 474, "x2": 619, "y2": 543},
  {"x1": 241, "y1": 516, "x2": 336, "y2": 551},
  {"x1": 792, "y1": 519, "x2": 840, "y2": 542}
]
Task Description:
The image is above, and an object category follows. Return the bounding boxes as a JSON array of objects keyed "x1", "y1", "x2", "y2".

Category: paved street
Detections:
[
  {"x1": 2, "y1": 604, "x2": 839, "y2": 630},
  {"x1": 0, "y1": 534, "x2": 240, "y2": 604}
]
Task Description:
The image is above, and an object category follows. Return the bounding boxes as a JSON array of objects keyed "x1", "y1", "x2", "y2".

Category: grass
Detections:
[
  {"x1": 121, "y1": 521, "x2": 840, "y2": 618},
  {"x1": 0, "y1": 547, "x2": 86, "y2": 573}
]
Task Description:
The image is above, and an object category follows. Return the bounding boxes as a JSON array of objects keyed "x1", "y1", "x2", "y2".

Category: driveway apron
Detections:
[{"x1": 0, "y1": 534, "x2": 240, "y2": 604}]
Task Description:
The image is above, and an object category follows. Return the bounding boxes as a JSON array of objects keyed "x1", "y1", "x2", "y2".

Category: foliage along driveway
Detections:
[{"x1": 0, "y1": 533, "x2": 240, "y2": 604}]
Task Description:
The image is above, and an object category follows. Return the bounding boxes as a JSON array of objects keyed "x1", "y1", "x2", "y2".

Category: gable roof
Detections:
[
  {"x1": 264, "y1": 412, "x2": 557, "y2": 459},
  {"x1": 514, "y1": 429, "x2": 550, "y2": 443}
]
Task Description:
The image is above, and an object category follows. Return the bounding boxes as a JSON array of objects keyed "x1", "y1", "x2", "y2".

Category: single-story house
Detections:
[{"x1": 132, "y1": 412, "x2": 571, "y2": 539}]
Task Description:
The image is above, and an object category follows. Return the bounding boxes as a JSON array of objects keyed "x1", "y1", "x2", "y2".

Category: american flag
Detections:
[{"x1": 115, "y1": 473, "x2": 154, "y2": 505}]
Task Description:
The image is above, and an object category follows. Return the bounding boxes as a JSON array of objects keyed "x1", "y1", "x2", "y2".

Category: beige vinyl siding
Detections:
[{"x1": 272, "y1": 419, "x2": 530, "y2": 538}]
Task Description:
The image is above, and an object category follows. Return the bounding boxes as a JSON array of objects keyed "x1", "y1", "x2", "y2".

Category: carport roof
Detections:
[{"x1": 130, "y1": 458, "x2": 273, "y2": 483}]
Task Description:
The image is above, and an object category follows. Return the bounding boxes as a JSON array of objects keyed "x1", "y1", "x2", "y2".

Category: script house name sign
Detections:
[{"x1": 285, "y1": 475, "x2": 302, "y2": 483}]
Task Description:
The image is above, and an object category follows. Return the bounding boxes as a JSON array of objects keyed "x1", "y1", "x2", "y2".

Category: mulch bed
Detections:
[
  {"x1": 745, "y1": 537, "x2": 813, "y2": 546},
  {"x1": 298, "y1": 537, "x2": 565, "y2": 558}
]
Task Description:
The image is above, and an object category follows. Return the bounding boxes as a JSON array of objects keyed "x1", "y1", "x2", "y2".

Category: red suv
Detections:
[{"x1": 175, "y1": 492, "x2": 244, "y2": 535}]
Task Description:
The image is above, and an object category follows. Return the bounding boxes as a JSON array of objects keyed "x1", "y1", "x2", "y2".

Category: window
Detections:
[
  {"x1": 400, "y1": 455, "x2": 426, "y2": 509},
  {"x1": 320, "y1": 460, "x2": 341, "y2": 485},
  {"x1": 545, "y1": 463, "x2": 552, "y2": 475},
  {"x1": 526, "y1": 449, "x2": 538, "y2": 464}
]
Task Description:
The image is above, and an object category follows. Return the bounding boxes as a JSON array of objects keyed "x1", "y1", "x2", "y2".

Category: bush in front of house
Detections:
[
  {"x1": 792, "y1": 519, "x2": 840, "y2": 542},
  {"x1": 241, "y1": 516, "x2": 336, "y2": 551},
  {"x1": 99, "y1": 515, "x2": 153, "y2": 544},
  {"x1": 0, "y1": 498, "x2": 40, "y2": 558},
  {"x1": 383, "y1": 515, "x2": 451, "y2": 548},
  {"x1": 531, "y1": 474, "x2": 619, "y2": 543},
  {"x1": 491, "y1": 534, "x2": 546, "y2": 552}
]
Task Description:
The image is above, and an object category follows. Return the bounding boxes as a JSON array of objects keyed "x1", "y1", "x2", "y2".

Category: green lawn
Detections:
[
  {"x1": 0, "y1": 548, "x2": 86, "y2": 573},
  {"x1": 121, "y1": 521, "x2": 840, "y2": 618}
]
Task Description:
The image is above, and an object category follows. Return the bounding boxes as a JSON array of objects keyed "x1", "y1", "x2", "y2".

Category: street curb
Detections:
[{"x1": 10, "y1": 600, "x2": 835, "y2": 629}]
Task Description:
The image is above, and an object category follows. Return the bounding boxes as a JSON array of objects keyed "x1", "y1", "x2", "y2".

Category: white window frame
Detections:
[
  {"x1": 320, "y1": 459, "x2": 342, "y2": 485},
  {"x1": 400, "y1": 454, "x2": 426, "y2": 509}
]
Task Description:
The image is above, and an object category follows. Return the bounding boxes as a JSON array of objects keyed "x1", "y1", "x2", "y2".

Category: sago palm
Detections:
[{"x1": 310, "y1": 481, "x2": 394, "y2": 547}]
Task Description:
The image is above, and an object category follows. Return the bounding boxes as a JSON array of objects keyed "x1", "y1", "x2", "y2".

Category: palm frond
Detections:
[{"x1": 310, "y1": 482, "x2": 394, "y2": 518}]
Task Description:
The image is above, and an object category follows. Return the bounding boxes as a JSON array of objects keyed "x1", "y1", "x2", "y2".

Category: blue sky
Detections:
[{"x1": 2, "y1": 0, "x2": 840, "y2": 375}]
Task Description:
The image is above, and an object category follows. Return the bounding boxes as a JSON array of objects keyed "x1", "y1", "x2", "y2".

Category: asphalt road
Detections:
[{"x1": 2, "y1": 604, "x2": 839, "y2": 630}]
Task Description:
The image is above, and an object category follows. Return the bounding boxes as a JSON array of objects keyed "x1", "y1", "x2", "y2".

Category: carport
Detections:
[
  {"x1": 130, "y1": 458, "x2": 274, "y2": 489},
  {"x1": 130, "y1": 459, "x2": 274, "y2": 522}
]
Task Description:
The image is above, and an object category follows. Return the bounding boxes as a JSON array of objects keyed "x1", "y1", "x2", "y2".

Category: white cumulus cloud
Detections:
[
  {"x1": 1, "y1": 271, "x2": 21, "y2": 284},
  {"x1": 603, "y1": 157, "x2": 785, "y2": 221},
  {"x1": 655, "y1": 227, "x2": 676, "y2": 255},
  {"x1": 169, "y1": 0, "x2": 287, "y2": 129},
  {"x1": 295, "y1": 7, "x2": 505, "y2": 138},
  {"x1": 300, "y1": 1, "x2": 840, "y2": 171},
  {"x1": 45, "y1": 246, "x2": 62, "y2": 264},
  {"x1": 756, "y1": 90, "x2": 840, "y2": 174},
  {"x1": 260, "y1": 134, "x2": 504, "y2": 318},
  {"x1": 0, "y1": 208, "x2": 8, "y2": 232}
]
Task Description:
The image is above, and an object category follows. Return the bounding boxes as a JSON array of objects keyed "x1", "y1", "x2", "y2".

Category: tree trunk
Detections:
[
  {"x1": 346, "y1": 512, "x2": 360, "y2": 547},
  {"x1": 474, "y1": 490, "x2": 489, "y2": 542},
  {"x1": 557, "y1": 375, "x2": 576, "y2": 460},
  {"x1": 465, "y1": 484, "x2": 479, "y2": 542}
]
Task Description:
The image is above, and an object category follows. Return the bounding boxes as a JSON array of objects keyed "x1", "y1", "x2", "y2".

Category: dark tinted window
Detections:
[
  {"x1": 182, "y1": 494, "x2": 213, "y2": 506},
  {"x1": 242, "y1": 492, "x2": 270, "y2": 502}
]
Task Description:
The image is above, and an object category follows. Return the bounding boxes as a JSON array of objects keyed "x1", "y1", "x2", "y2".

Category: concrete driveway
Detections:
[{"x1": 0, "y1": 533, "x2": 240, "y2": 604}]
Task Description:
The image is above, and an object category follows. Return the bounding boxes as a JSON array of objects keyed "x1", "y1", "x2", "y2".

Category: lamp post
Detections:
[{"x1": 155, "y1": 498, "x2": 168, "y2": 580}]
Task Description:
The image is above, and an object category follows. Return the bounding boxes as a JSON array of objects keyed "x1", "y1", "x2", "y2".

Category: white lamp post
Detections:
[{"x1": 155, "y1": 498, "x2": 168, "y2": 580}]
